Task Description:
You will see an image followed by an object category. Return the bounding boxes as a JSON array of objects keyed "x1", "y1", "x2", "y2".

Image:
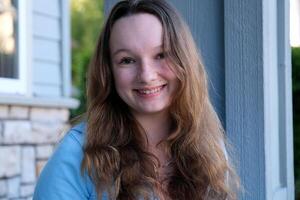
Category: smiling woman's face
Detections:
[{"x1": 109, "y1": 13, "x2": 179, "y2": 117}]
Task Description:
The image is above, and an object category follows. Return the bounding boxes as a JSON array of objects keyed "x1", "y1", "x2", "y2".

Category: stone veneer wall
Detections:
[{"x1": 0, "y1": 105, "x2": 70, "y2": 200}]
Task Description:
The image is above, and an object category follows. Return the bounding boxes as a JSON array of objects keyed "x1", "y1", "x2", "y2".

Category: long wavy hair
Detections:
[{"x1": 82, "y1": 0, "x2": 240, "y2": 199}]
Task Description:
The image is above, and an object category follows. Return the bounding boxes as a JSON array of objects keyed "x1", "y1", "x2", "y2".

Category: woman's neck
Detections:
[
  {"x1": 133, "y1": 111, "x2": 173, "y2": 200},
  {"x1": 133, "y1": 111, "x2": 171, "y2": 147}
]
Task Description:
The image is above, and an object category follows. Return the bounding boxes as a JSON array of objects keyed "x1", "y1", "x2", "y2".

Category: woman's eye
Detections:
[
  {"x1": 156, "y1": 52, "x2": 165, "y2": 60},
  {"x1": 119, "y1": 57, "x2": 135, "y2": 65}
]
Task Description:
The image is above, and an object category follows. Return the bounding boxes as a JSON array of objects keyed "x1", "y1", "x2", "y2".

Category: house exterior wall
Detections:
[
  {"x1": 32, "y1": 0, "x2": 64, "y2": 97},
  {"x1": 225, "y1": 0, "x2": 294, "y2": 199},
  {"x1": 0, "y1": 0, "x2": 75, "y2": 199}
]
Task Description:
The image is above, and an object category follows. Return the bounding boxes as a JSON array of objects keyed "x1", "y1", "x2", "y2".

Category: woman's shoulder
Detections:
[
  {"x1": 33, "y1": 122, "x2": 105, "y2": 200},
  {"x1": 68, "y1": 121, "x2": 87, "y2": 147},
  {"x1": 48, "y1": 121, "x2": 87, "y2": 163}
]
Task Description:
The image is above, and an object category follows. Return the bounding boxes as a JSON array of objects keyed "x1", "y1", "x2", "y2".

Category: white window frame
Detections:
[{"x1": 0, "y1": 0, "x2": 31, "y2": 95}]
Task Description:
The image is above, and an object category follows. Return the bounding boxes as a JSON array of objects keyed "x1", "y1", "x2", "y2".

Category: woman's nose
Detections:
[{"x1": 137, "y1": 60, "x2": 158, "y2": 83}]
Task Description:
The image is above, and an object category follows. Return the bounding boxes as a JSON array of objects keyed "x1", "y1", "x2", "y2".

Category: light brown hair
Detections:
[{"x1": 82, "y1": 0, "x2": 240, "y2": 199}]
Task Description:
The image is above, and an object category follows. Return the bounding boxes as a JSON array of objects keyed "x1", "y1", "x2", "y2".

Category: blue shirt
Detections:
[
  {"x1": 33, "y1": 122, "x2": 228, "y2": 200},
  {"x1": 33, "y1": 123, "x2": 108, "y2": 200}
]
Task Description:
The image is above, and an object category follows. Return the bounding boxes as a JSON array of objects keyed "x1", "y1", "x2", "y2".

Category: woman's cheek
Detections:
[{"x1": 114, "y1": 69, "x2": 136, "y2": 91}]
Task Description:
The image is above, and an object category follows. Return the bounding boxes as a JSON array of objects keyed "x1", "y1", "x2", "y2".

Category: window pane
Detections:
[{"x1": 0, "y1": 0, "x2": 18, "y2": 79}]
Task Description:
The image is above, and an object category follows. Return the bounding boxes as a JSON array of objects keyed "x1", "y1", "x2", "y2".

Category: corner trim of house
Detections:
[
  {"x1": 0, "y1": 95, "x2": 79, "y2": 109},
  {"x1": 61, "y1": 0, "x2": 71, "y2": 97}
]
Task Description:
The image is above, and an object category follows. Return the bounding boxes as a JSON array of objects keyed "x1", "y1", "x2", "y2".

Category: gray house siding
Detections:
[
  {"x1": 32, "y1": 0, "x2": 63, "y2": 97},
  {"x1": 224, "y1": 1, "x2": 265, "y2": 199},
  {"x1": 170, "y1": 0, "x2": 225, "y2": 123},
  {"x1": 225, "y1": 0, "x2": 294, "y2": 199}
]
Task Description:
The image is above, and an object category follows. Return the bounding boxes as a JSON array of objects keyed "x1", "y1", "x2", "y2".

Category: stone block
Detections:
[
  {"x1": 36, "y1": 160, "x2": 47, "y2": 177},
  {"x1": 20, "y1": 183, "x2": 35, "y2": 197},
  {"x1": 36, "y1": 145, "x2": 53, "y2": 159},
  {"x1": 3, "y1": 121, "x2": 68, "y2": 144},
  {"x1": 2, "y1": 121, "x2": 31, "y2": 144},
  {"x1": 21, "y1": 147, "x2": 36, "y2": 183},
  {"x1": 7, "y1": 177, "x2": 20, "y2": 198},
  {"x1": 0, "y1": 179, "x2": 7, "y2": 197},
  {"x1": 0, "y1": 106, "x2": 8, "y2": 119},
  {"x1": 31, "y1": 122, "x2": 67, "y2": 144},
  {"x1": 30, "y1": 108, "x2": 69, "y2": 123},
  {"x1": 9, "y1": 106, "x2": 29, "y2": 119},
  {"x1": 0, "y1": 146, "x2": 21, "y2": 177}
]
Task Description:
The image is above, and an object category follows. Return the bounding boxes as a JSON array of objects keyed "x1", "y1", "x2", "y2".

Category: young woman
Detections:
[{"x1": 34, "y1": 0, "x2": 239, "y2": 199}]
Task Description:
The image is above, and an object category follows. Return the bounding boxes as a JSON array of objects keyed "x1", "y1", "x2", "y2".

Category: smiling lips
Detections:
[{"x1": 134, "y1": 85, "x2": 166, "y2": 96}]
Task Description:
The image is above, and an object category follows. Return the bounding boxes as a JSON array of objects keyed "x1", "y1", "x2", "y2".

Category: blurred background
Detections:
[
  {"x1": 292, "y1": 47, "x2": 300, "y2": 199},
  {"x1": 70, "y1": 0, "x2": 103, "y2": 118}
]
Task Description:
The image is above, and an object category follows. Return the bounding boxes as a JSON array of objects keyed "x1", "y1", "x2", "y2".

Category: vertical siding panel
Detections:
[{"x1": 224, "y1": 1, "x2": 265, "y2": 199}]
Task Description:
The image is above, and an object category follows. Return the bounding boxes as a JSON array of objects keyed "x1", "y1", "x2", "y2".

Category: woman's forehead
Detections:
[{"x1": 109, "y1": 13, "x2": 164, "y2": 53}]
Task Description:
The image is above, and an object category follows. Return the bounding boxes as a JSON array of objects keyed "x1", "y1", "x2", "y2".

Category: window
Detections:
[
  {"x1": 0, "y1": 0, "x2": 18, "y2": 78},
  {"x1": 0, "y1": 0, "x2": 30, "y2": 95}
]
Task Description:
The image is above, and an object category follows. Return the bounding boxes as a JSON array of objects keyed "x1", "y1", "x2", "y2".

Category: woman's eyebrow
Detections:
[
  {"x1": 112, "y1": 44, "x2": 163, "y2": 56},
  {"x1": 153, "y1": 44, "x2": 163, "y2": 50},
  {"x1": 112, "y1": 48, "x2": 131, "y2": 56}
]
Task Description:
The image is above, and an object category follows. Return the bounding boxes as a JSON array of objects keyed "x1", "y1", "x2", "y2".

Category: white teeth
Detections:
[{"x1": 138, "y1": 86, "x2": 163, "y2": 94}]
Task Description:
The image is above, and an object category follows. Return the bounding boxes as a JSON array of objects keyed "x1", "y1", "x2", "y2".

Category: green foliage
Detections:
[
  {"x1": 70, "y1": 0, "x2": 104, "y2": 118},
  {"x1": 293, "y1": 47, "x2": 300, "y2": 199}
]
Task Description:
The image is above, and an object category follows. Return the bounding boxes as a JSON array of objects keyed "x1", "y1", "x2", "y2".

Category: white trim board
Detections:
[{"x1": 0, "y1": 95, "x2": 79, "y2": 109}]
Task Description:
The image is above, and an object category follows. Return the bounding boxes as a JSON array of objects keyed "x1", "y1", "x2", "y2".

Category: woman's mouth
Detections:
[{"x1": 134, "y1": 85, "x2": 166, "y2": 96}]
